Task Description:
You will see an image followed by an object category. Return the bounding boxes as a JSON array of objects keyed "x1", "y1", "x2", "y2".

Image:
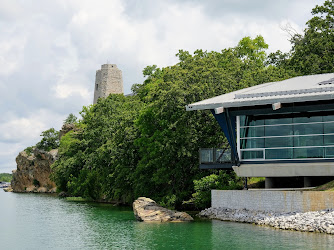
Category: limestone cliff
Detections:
[
  {"x1": 11, "y1": 123, "x2": 76, "y2": 193},
  {"x1": 59, "y1": 123, "x2": 78, "y2": 139},
  {"x1": 11, "y1": 148, "x2": 58, "y2": 193}
]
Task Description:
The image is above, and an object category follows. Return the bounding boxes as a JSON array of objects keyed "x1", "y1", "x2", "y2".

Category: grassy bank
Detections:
[{"x1": 312, "y1": 180, "x2": 334, "y2": 191}]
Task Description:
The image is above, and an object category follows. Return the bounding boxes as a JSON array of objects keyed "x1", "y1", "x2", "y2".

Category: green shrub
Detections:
[
  {"x1": 188, "y1": 171, "x2": 242, "y2": 209},
  {"x1": 24, "y1": 146, "x2": 34, "y2": 156},
  {"x1": 36, "y1": 128, "x2": 59, "y2": 151}
]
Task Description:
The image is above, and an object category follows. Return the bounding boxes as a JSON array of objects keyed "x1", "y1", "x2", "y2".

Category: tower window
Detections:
[{"x1": 96, "y1": 84, "x2": 98, "y2": 90}]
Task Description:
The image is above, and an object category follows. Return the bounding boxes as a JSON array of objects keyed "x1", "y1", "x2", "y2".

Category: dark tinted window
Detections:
[
  {"x1": 266, "y1": 148, "x2": 293, "y2": 159},
  {"x1": 241, "y1": 150, "x2": 263, "y2": 159}
]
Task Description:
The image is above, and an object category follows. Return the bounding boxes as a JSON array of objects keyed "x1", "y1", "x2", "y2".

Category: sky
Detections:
[{"x1": 0, "y1": 0, "x2": 325, "y2": 173}]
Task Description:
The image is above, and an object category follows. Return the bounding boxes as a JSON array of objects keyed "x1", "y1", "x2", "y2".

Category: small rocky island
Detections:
[
  {"x1": 11, "y1": 148, "x2": 58, "y2": 193},
  {"x1": 10, "y1": 124, "x2": 76, "y2": 193},
  {"x1": 133, "y1": 197, "x2": 193, "y2": 222}
]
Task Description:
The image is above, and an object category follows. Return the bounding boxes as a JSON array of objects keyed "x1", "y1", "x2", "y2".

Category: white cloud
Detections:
[
  {"x1": 53, "y1": 84, "x2": 91, "y2": 100},
  {"x1": 0, "y1": 26, "x2": 26, "y2": 76},
  {"x1": 0, "y1": 118, "x2": 44, "y2": 143},
  {"x1": 0, "y1": 109, "x2": 65, "y2": 173},
  {"x1": 0, "y1": 110, "x2": 64, "y2": 144}
]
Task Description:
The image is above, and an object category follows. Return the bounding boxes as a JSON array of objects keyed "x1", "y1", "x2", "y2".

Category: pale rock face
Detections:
[
  {"x1": 133, "y1": 197, "x2": 193, "y2": 222},
  {"x1": 59, "y1": 123, "x2": 78, "y2": 139},
  {"x1": 11, "y1": 148, "x2": 58, "y2": 193}
]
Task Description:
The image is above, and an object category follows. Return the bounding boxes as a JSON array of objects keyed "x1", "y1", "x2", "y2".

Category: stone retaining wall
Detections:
[{"x1": 212, "y1": 190, "x2": 334, "y2": 213}]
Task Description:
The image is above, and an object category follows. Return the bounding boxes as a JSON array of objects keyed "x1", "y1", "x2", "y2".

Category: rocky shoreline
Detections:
[
  {"x1": 199, "y1": 207, "x2": 334, "y2": 234},
  {"x1": 0, "y1": 182, "x2": 10, "y2": 188}
]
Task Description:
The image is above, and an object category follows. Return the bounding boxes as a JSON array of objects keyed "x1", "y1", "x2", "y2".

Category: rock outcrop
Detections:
[
  {"x1": 3, "y1": 186, "x2": 13, "y2": 192},
  {"x1": 11, "y1": 148, "x2": 58, "y2": 193},
  {"x1": 59, "y1": 123, "x2": 78, "y2": 139},
  {"x1": 11, "y1": 123, "x2": 77, "y2": 193},
  {"x1": 133, "y1": 197, "x2": 193, "y2": 222}
]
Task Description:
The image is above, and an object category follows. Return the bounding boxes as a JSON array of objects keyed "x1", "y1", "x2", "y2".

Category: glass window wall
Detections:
[
  {"x1": 265, "y1": 125, "x2": 293, "y2": 137},
  {"x1": 266, "y1": 148, "x2": 293, "y2": 159},
  {"x1": 265, "y1": 137, "x2": 293, "y2": 148},
  {"x1": 239, "y1": 112, "x2": 334, "y2": 161},
  {"x1": 241, "y1": 150, "x2": 263, "y2": 160}
]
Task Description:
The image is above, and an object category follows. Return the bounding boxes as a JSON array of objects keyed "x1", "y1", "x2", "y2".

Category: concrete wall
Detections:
[{"x1": 212, "y1": 190, "x2": 334, "y2": 213}]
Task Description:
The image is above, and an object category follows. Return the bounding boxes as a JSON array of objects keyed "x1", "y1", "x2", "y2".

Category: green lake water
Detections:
[{"x1": 1, "y1": 190, "x2": 334, "y2": 249}]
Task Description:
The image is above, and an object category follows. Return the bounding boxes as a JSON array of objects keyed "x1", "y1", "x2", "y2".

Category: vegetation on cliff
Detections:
[{"x1": 36, "y1": 128, "x2": 60, "y2": 152}]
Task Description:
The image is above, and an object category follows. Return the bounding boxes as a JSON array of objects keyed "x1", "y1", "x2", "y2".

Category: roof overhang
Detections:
[
  {"x1": 186, "y1": 73, "x2": 334, "y2": 112},
  {"x1": 186, "y1": 92, "x2": 334, "y2": 111}
]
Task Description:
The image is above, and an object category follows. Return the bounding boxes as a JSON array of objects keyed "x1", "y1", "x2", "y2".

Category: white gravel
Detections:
[{"x1": 199, "y1": 207, "x2": 334, "y2": 234}]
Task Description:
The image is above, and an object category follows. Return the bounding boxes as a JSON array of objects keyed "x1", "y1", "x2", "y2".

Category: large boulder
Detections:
[{"x1": 133, "y1": 197, "x2": 193, "y2": 222}]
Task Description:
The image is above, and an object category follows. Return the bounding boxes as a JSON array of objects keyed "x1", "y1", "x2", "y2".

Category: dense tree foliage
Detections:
[
  {"x1": 52, "y1": 95, "x2": 143, "y2": 202},
  {"x1": 64, "y1": 113, "x2": 78, "y2": 124},
  {"x1": 289, "y1": 0, "x2": 334, "y2": 74},
  {"x1": 188, "y1": 172, "x2": 241, "y2": 209},
  {"x1": 268, "y1": 0, "x2": 334, "y2": 74},
  {"x1": 51, "y1": 36, "x2": 295, "y2": 209},
  {"x1": 36, "y1": 128, "x2": 60, "y2": 151}
]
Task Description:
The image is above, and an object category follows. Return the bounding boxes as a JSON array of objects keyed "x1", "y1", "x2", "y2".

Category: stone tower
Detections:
[{"x1": 93, "y1": 64, "x2": 123, "y2": 104}]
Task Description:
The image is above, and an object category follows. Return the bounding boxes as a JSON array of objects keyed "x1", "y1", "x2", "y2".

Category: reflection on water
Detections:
[{"x1": 1, "y1": 191, "x2": 333, "y2": 250}]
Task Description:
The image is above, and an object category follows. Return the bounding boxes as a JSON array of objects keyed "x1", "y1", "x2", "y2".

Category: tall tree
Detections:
[
  {"x1": 64, "y1": 113, "x2": 77, "y2": 124},
  {"x1": 36, "y1": 128, "x2": 59, "y2": 151},
  {"x1": 52, "y1": 94, "x2": 143, "y2": 202},
  {"x1": 289, "y1": 0, "x2": 334, "y2": 74},
  {"x1": 235, "y1": 35, "x2": 269, "y2": 67}
]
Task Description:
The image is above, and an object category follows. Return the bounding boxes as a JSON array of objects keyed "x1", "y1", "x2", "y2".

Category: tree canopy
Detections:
[
  {"x1": 64, "y1": 113, "x2": 78, "y2": 124},
  {"x1": 268, "y1": 0, "x2": 334, "y2": 74},
  {"x1": 36, "y1": 128, "x2": 60, "y2": 151}
]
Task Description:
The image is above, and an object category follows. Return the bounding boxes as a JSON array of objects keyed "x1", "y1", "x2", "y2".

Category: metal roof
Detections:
[{"x1": 186, "y1": 73, "x2": 334, "y2": 111}]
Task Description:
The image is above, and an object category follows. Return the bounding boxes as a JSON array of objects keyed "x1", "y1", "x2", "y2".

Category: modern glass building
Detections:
[
  {"x1": 187, "y1": 73, "x2": 334, "y2": 188},
  {"x1": 239, "y1": 112, "x2": 334, "y2": 161}
]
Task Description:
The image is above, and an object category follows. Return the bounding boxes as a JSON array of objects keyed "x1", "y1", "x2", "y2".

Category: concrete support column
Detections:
[{"x1": 265, "y1": 177, "x2": 275, "y2": 189}]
